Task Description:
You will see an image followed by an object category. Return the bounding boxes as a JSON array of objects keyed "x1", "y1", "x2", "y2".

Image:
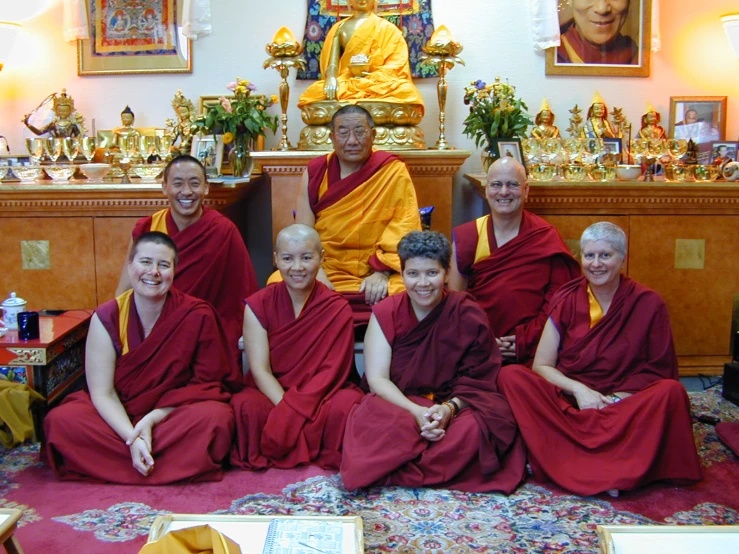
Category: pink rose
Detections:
[
  {"x1": 226, "y1": 81, "x2": 237, "y2": 92},
  {"x1": 219, "y1": 96, "x2": 232, "y2": 113}
]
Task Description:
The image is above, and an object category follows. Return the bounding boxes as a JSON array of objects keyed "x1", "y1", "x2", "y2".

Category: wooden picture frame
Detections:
[
  {"x1": 496, "y1": 140, "x2": 523, "y2": 164},
  {"x1": 546, "y1": 0, "x2": 651, "y2": 77},
  {"x1": 77, "y1": 0, "x2": 192, "y2": 76},
  {"x1": 669, "y1": 96, "x2": 728, "y2": 143},
  {"x1": 711, "y1": 141, "x2": 739, "y2": 162}
]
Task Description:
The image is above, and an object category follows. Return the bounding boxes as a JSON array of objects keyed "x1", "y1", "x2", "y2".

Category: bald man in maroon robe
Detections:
[
  {"x1": 116, "y1": 155, "x2": 258, "y2": 355},
  {"x1": 231, "y1": 225, "x2": 363, "y2": 470},
  {"x1": 46, "y1": 233, "x2": 240, "y2": 484},
  {"x1": 450, "y1": 158, "x2": 579, "y2": 365},
  {"x1": 498, "y1": 276, "x2": 702, "y2": 496}
]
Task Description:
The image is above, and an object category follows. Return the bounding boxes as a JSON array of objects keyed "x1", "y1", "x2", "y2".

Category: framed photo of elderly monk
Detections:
[
  {"x1": 546, "y1": 0, "x2": 652, "y2": 77},
  {"x1": 669, "y1": 96, "x2": 727, "y2": 144},
  {"x1": 78, "y1": 0, "x2": 192, "y2": 76},
  {"x1": 496, "y1": 141, "x2": 523, "y2": 164}
]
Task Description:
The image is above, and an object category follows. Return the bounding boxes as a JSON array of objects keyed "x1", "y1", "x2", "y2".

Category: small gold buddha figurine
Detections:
[
  {"x1": 165, "y1": 90, "x2": 197, "y2": 156},
  {"x1": 580, "y1": 92, "x2": 617, "y2": 139},
  {"x1": 531, "y1": 98, "x2": 560, "y2": 139},
  {"x1": 22, "y1": 89, "x2": 86, "y2": 138},
  {"x1": 297, "y1": 0, "x2": 424, "y2": 111},
  {"x1": 637, "y1": 102, "x2": 666, "y2": 139},
  {"x1": 111, "y1": 106, "x2": 142, "y2": 152}
]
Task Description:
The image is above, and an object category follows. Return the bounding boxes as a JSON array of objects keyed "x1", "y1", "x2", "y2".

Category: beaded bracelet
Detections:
[
  {"x1": 610, "y1": 394, "x2": 622, "y2": 403},
  {"x1": 442, "y1": 401, "x2": 458, "y2": 419}
]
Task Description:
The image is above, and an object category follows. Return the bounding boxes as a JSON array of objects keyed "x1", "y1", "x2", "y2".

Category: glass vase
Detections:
[{"x1": 229, "y1": 136, "x2": 255, "y2": 178}]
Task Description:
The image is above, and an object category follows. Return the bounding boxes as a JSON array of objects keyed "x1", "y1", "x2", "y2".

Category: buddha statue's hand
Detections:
[{"x1": 324, "y1": 76, "x2": 338, "y2": 100}]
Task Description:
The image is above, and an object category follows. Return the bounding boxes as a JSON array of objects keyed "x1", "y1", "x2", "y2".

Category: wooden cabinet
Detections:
[
  {"x1": 465, "y1": 175, "x2": 739, "y2": 375},
  {"x1": 0, "y1": 180, "x2": 260, "y2": 310}
]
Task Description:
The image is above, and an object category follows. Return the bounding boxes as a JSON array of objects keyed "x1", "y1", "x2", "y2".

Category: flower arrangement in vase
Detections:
[
  {"x1": 194, "y1": 78, "x2": 279, "y2": 177},
  {"x1": 462, "y1": 77, "x2": 533, "y2": 170}
]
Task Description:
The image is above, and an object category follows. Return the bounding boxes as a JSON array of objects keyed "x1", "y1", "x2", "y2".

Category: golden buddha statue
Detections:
[
  {"x1": 165, "y1": 90, "x2": 197, "y2": 156},
  {"x1": 638, "y1": 103, "x2": 666, "y2": 139},
  {"x1": 111, "y1": 106, "x2": 141, "y2": 152},
  {"x1": 580, "y1": 92, "x2": 618, "y2": 139},
  {"x1": 531, "y1": 98, "x2": 560, "y2": 139},
  {"x1": 297, "y1": 0, "x2": 423, "y2": 112},
  {"x1": 22, "y1": 89, "x2": 86, "y2": 138}
]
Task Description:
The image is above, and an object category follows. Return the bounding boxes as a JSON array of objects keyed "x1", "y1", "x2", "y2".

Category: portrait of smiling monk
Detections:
[{"x1": 557, "y1": 0, "x2": 638, "y2": 65}]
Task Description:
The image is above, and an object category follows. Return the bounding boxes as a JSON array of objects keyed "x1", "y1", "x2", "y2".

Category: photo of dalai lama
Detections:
[{"x1": 556, "y1": 0, "x2": 639, "y2": 65}]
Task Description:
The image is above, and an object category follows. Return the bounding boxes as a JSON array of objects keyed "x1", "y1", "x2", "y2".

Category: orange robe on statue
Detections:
[
  {"x1": 270, "y1": 150, "x2": 421, "y2": 324},
  {"x1": 44, "y1": 289, "x2": 240, "y2": 484},
  {"x1": 498, "y1": 277, "x2": 702, "y2": 495},
  {"x1": 231, "y1": 282, "x2": 363, "y2": 470},
  {"x1": 298, "y1": 12, "x2": 424, "y2": 109}
]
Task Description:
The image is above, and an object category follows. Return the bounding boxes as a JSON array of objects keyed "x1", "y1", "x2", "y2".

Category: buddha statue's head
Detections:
[
  {"x1": 536, "y1": 109, "x2": 554, "y2": 126},
  {"x1": 53, "y1": 89, "x2": 75, "y2": 119},
  {"x1": 642, "y1": 110, "x2": 660, "y2": 126},
  {"x1": 589, "y1": 102, "x2": 608, "y2": 119},
  {"x1": 171, "y1": 90, "x2": 196, "y2": 123},
  {"x1": 348, "y1": 0, "x2": 375, "y2": 14},
  {"x1": 121, "y1": 106, "x2": 135, "y2": 126}
]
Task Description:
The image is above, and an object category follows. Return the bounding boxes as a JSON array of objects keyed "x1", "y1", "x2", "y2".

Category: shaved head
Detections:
[
  {"x1": 275, "y1": 224, "x2": 322, "y2": 254},
  {"x1": 487, "y1": 156, "x2": 527, "y2": 183}
]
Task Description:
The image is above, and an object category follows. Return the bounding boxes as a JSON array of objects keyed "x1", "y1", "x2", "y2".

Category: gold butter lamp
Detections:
[
  {"x1": 264, "y1": 26, "x2": 306, "y2": 151},
  {"x1": 419, "y1": 25, "x2": 464, "y2": 150}
]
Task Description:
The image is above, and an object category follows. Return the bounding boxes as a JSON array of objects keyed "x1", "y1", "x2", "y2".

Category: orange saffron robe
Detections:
[{"x1": 298, "y1": 13, "x2": 424, "y2": 109}]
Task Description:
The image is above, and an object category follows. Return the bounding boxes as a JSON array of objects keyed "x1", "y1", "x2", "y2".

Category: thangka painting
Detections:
[
  {"x1": 298, "y1": 0, "x2": 437, "y2": 79},
  {"x1": 92, "y1": 0, "x2": 179, "y2": 57}
]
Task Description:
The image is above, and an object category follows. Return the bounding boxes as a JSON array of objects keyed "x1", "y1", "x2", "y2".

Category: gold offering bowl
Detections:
[
  {"x1": 11, "y1": 166, "x2": 43, "y2": 182},
  {"x1": 588, "y1": 164, "x2": 616, "y2": 182},
  {"x1": 693, "y1": 165, "x2": 721, "y2": 182},
  {"x1": 664, "y1": 164, "x2": 693, "y2": 182},
  {"x1": 44, "y1": 165, "x2": 77, "y2": 182},
  {"x1": 563, "y1": 164, "x2": 587, "y2": 181},
  {"x1": 132, "y1": 164, "x2": 164, "y2": 183},
  {"x1": 529, "y1": 163, "x2": 555, "y2": 181},
  {"x1": 349, "y1": 62, "x2": 370, "y2": 78}
]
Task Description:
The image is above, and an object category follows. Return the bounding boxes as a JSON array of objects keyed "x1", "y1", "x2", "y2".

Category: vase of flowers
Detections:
[
  {"x1": 462, "y1": 77, "x2": 532, "y2": 170},
  {"x1": 194, "y1": 78, "x2": 279, "y2": 177}
]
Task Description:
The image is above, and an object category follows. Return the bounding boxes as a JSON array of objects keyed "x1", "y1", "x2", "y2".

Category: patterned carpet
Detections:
[{"x1": 2, "y1": 389, "x2": 738, "y2": 553}]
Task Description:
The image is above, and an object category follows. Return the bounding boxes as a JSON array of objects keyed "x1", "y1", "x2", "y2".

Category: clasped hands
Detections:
[
  {"x1": 413, "y1": 403, "x2": 453, "y2": 442},
  {"x1": 125, "y1": 407, "x2": 173, "y2": 476},
  {"x1": 572, "y1": 383, "x2": 631, "y2": 411}
]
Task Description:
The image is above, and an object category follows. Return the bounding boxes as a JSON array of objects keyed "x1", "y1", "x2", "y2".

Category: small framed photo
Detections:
[
  {"x1": 669, "y1": 96, "x2": 727, "y2": 144},
  {"x1": 496, "y1": 140, "x2": 523, "y2": 164},
  {"x1": 711, "y1": 141, "x2": 738, "y2": 163},
  {"x1": 546, "y1": 0, "x2": 652, "y2": 77},
  {"x1": 191, "y1": 135, "x2": 224, "y2": 178}
]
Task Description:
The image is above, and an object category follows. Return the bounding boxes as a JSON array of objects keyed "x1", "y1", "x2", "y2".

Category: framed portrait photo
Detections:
[
  {"x1": 669, "y1": 96, "x2": 727, "y2": 144},
  {"x1": 546, "y1": 0, "x2": 652, "y2": 77},
  {"x1": 191, "y1": 135, "x2": 224, "y2": 178},
  {"x1": 495, "y1": 141, "x2": 523, "y2": 164},
  {"x1": 710, "y1": 141, "x2": 738, "y2": 163},
  {"x1": 78, "y1": 0, "x2": 192, "y2": 76}
]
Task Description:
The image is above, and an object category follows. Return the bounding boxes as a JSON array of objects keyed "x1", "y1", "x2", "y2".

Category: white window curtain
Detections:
[{"x1": 63, "y1": 0, "x2": 89, "y2": 42}]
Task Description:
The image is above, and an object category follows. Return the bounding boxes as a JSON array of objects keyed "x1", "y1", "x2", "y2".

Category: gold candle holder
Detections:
[
  {"x1": 419, "y1": 25, "x2": 464, "y2": 150},
  {"x1": 264, "y1": 27, "x2": 306, "y2": 151}
]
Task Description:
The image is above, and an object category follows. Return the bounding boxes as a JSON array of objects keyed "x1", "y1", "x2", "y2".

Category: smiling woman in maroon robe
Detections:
[
  {"x1": 341, "y1": 231, "x2": 525, "y2": 493},
  {"x1": 45, "y1": 232, "x2": 240, "y2": 484},
  {"x1": 498, "y1": 222, "x2": 702, "y2": 496}
]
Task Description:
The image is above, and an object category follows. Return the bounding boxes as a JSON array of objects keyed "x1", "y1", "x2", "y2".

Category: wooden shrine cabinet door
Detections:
[
  {"x1": 94, "y1": 217, "x2": 141, "y2": 305},
  {"x1": 0, "y1": 217, "x2": 96, "y2": 309},
  {"x1": 628, "y1": 215, "x2": 739, "y2": 358}
]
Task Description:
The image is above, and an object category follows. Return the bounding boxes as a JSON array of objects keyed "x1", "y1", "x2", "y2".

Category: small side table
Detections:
[
  {"x1": 0, "y1": 509, "x2": 24, "y2": 554},
  {"x1": 0, "y1": 310, "x2": 92, "y2": 442}
]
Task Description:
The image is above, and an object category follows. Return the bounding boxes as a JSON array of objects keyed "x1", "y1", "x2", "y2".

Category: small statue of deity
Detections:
[
  {"x1": 111, "y1": 106, "x2": 141, "y2": 152},
  {"x1": 580, "y1": 92, "x2": 618, "y2": 139},
  {"x1": 531, "y1": 98, "x2": 560, "y2": 139},
  {"x1": 165, "y1": 90, "x2": 197, "y2": 156},
  {"x1": 22, "y1": 89, "x2": 86, "y2": 138},
  {"x1": 637, "y1": 103, "x2": 666, "y2": 139}
]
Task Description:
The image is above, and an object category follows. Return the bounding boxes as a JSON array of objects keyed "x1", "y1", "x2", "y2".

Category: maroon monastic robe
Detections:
[
  {"x1": 498, "y1": 277, "x2": 702, "y2": 496},
  {"x1": 45, "y1": 289, "x2": 240, "y2": 484},
  {"x1": 453, "y1": 210, "x2": 579, "y2": 364},
  {"x1": 341, "y1": 291, "x2": 526, "y2": 493},
  {"x1": 231, "y1": 282, "x2": 363, "y2": 470},
  {"x1": 717, "y1": 423, "x2": 739, "y2": 457},
  {"x1": 557, "y1": 20, "x2": 638, "y2": 65},
  {"x1": 132, "y1": 207, "x2": 258, "y2": 353}
]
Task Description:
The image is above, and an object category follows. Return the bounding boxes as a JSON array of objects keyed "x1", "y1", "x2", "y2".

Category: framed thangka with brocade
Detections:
[
  {"x1": 299, "y1": 0, "x2": 437, "y2": 79},
  {"x1": 77, "y1": 0, "x2": 192, "y2": 76},
  {"x1": 546, "y1": 0, "x2": 651, "y2": 77}
]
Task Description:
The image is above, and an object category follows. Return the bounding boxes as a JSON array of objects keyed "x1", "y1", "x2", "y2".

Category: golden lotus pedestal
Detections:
[{"x1": 298, "y1": 101, "x2": 426, "y2": 150}]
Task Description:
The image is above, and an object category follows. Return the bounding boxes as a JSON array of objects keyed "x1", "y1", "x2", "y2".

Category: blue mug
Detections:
[{"x1": 18, "y1": 311, "x2": 40, "y2": 341}]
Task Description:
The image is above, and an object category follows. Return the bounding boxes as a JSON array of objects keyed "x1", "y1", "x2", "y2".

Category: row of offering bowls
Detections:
[
  {"x1": 528, "y1": 163, "x2": 726, "y2": 183},
  {"x1": 0, "y1": 163, "x2": 164, "y2": 183}
]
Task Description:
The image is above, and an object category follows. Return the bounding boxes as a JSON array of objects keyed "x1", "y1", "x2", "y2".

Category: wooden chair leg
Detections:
[{"x1": 4, "y1": 536, "x2": 25, "y2": 554}]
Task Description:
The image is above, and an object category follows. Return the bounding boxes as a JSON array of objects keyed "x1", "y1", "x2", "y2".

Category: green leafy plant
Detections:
[{"x1": 462, "y1": 77, "x2": 533, "y2": 153}]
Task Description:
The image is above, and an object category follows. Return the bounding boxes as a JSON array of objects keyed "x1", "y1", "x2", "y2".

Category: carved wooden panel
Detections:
[
  {"x1": 0, "y1": 217, "x2": 96, "y2": 309},
  {"x1": 629, "y1": 215, "x2": 739, "y2": 357}
]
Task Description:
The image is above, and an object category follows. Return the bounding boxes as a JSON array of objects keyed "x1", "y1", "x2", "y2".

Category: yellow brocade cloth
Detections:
[
  {"x1": 139, "y1": 525, "x2": 240, "y2": 554},
  {"x1": 298, "y1": 13, "x2": 424, "y2": 109},
  {"x1": 0, "y1": 380, "x2": 44, "y2": 447}
]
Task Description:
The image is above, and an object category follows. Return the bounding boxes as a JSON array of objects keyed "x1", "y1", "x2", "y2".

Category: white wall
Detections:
[{"x1": 1, "y1": 0, "x2": 737, "y2": 221}]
